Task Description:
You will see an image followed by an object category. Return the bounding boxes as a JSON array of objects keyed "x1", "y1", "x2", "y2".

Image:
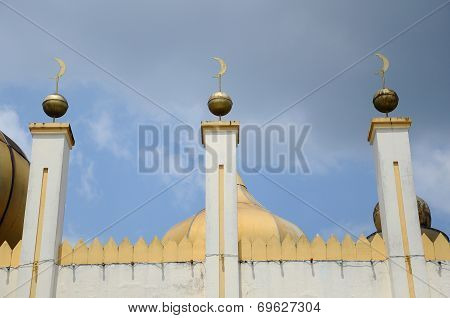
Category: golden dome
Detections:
[
  {"x1": 162, "y1": 174, "x2": 303, "y2": 243},
  {"x1": 0, "y1": 130, "x2": 30, "y2": 247}
]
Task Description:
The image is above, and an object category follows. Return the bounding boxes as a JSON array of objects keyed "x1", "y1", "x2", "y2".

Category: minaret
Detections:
[
  {"x1": 16, "y1": 58, "x2": 74, "y2": 297},
  {"x1": 368, "y1": 54, "x2": 429, "y2": 297},
  {"x1": 202, "y1": 57, "x2": 240, "y2": 297}
]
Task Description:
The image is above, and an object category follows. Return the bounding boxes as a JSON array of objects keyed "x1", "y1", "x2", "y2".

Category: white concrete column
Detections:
[
  {"x1": 202, "y1": 121, "x2": 239, "y2": 298},
  {"x1": 16, "y1": 123, "x2": 74, "y2": 298},
  {"x1": 368, "y1": 117, "x2": 429, "y2": 298}
]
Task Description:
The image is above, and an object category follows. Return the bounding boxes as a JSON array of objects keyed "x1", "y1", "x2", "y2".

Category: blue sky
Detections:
[{"x1": 0, "y1": 1, "x2": 449, "y2": 244}]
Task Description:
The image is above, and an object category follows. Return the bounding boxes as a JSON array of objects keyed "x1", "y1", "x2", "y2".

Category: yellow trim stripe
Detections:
[
  {"x1": 219, "y1": 165, "x2": 225, "y2": 298},
  {"x1": 393, "y1": 162, "x2": 416, "y2": 298},
  {"x1": 30, "y1": 168, "x2": 48, "y2": 298}
]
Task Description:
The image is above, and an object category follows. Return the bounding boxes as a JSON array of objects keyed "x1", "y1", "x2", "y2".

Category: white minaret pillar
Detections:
[
  {"x1": 16, "y1": 123, "x2": 74, "y2": 298},
  {"x1": 202, "y1": 120, "x2": 239, "y2": 298},
  {"x1": 368, "y1": 117, "x2": 429, "y2": 298}
]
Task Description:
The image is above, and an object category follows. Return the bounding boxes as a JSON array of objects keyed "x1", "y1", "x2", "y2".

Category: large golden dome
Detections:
[
  {"x1": 0, "y1": 130, "x2": 30, "y2": 247},
  {"x1": 162, "y1": 174, "x2": 303, "y2": 243}
]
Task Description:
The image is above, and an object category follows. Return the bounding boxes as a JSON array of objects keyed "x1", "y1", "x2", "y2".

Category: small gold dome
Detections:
[
  {"x1": 372, "y1": 88, "x2": 398, "y2": 114},
  {"x1": 373, "y1": 196, "x2": 431, "y2": 232},
  {"x1": 162, "y1": 174, "x2": 303, "y2": 244},
  {"x1": 42, "y1": 93, "x2": 69, "y2": 120},
  {"x1": 370, "y1": 196, "x2": 448, "y2": 242},
  {"x1": 207, "y1": 91, "x2": 233, "y2": 118}
]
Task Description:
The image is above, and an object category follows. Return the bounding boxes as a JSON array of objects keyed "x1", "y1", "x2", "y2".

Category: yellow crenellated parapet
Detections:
[
  {"x1": 434, "y1": 233, "x2": 450, "y2": 260},
  {"x1": 192, "y1": 239, "x2": 205, "y2": 262},
  {"x1": 163, "y1": 240, "x2": 178, "y2": 262},
  {"x1": 326, "y1": 236, "x2": 341, "y2": 260},
  {"x1": 178, "y1": 236, "x2": 193, "y2": 262},
  {"x1": 1, "y1": 233, "x2": 446, "y2": 268},
  {"x1": 341, "y1": 234, "x2": 356, "y2": 260},
  {"x1": 59, "y1": 240, "x2": 73, "y2": 265},
  {"x1": 311, "y1": 235, "x2": 326, "y2": 260},
  {"x1": 267, "y1": 236, "x2": 282, "y2": 261},
  {"x1": 0, "y1": 240, "x2": 21, "y2": 267},
  {"x1": 148, "y1": 236, "x2": 163, "y2": 262},
  {"x1": 118, "y1": 238, "x2": 133, "y2": 264},
  {"x1": 73, "y1": 240, "x2": 88, "y2": 265},
  {"x1": 104, "y1": 238, "x2": 118, "y2": 264},
  {"x1": 252, "y1": 238, "x2": 267, "y2": 261},
  {"x1": 356, "y1": 235, "x2": 372, "y2": 261},
  {"x1": 297, "y1": 236, "x2": 312, "y2": 260},
  {"x1": 133, "y1": 237, "x2": 148, "y2": 263},
  {"x1": 422, "y1": 234, "x2": 435, "y2": 261},
  {"x1": 371, "y1": 234, "x2": 387, "y2": 261},
  {"x1": 0, "y1": 241, "x2": 12, "y2": 267},
  {"x1": 281, "y1": 235, "x2": 296, "y2": 261},
  {"x1": 0, "y1": 233, "x2": 448, "y2": 268},
  {"x1": 11, "y1": 240, "x2": 21, "y2": 267},
  {"x1": 88, "y1": 238, "x2": 103, "y2": 264}
]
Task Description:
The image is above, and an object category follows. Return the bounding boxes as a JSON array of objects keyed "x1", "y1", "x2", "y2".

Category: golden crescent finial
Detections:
[
  {"x1": 212, "y1": 57, "x2": 227, "y2": 78},
  {"x1": 372, "y1": 53, "x2": 399, "y2": 117},
  {"x1": 375, "y1": 53, "x2": 389, "y2": 74},
  {"x1": 43, "y1": 58, "x2": 69, "y2": 122},
  {"x1": 212, "y1": 57, "x2": 227, "y2": 92},
  {"x1": 53, "y1": 58, "x2": 66, "y2": 94},
  {"x1": 375, "y1": 53, "x2": 389, "y2": 88},
  {"x1": 54, "y1": 57, "x2": 66, "y2": 79},
  {"x1": 208, "y1": 57, "x2": 232, "y2": 119}
]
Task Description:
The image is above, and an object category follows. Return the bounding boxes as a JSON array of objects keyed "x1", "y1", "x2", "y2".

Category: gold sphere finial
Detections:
[
  {"x1": 373, "y1": 88, "x2": 399, "y2": 114},
  {"x1": 208, "y1": 57, "x2": 233, "y2": 119},
  {"x1": 208, "y1": 91, "x2": 233, "y2": 118},
  {"x1": 42, "y1": 94, "x2": 69, "y2": 121},
  {"x1": 373, "y1": 53, "x2": 398, "y2": 116},
  {"x1": 43, "y1": 58, "x2": 69, "y2": 122}
]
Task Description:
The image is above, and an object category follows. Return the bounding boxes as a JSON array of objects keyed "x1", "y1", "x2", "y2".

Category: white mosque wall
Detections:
[
  {"x1": 239, "y1": 261, "x2": 449, "y2": 298},
  {"x1": 1, "y1": 261, "x2": 449, "y2": 297},
  {"x1": 0, "y1": 267, "x2": 19, "y2": 298},
  {"x1": 2, "y1": 234, "x2": 450, "y2": 297},
  {"x1": 56, "y1": 263, "x2": 204, "y2": 298},
  {"x1": 2, "y1": 261, "x2": 450, "y2": 298},
  {"x1": 426, "y1": 261, "x2": 450, "y2": 298},
  {"x1": 240, "y1": 261, "x2": 391, "y2": 298}
]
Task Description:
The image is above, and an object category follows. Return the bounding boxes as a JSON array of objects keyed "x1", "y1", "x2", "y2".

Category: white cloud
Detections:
[
  {"x1": 79, "y1": 161, "x2": 99, "y2": 201},
  {"x1": 0, "y1": 106, "x2": 31, "y2": 156},
  {"x1": 71, "y1": 151, "x2": 100, "y2": 201},
  {"x1": 414, "y1": 145, "x2": 450, "y2": 216},
  {"x1": 88, "y1": 112, "x2": 131, "y2": 160}
]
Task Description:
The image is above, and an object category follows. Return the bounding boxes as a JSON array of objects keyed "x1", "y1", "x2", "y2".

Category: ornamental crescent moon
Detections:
[
  {"x1": 212, "y1": 57, "x2": 227, "y2": 78},
  {"x1": 54, "y1": 57, "x2": 66, "y2": 79},
  {"x1": 375, "y1": 53, "x2": 389, "y2": 74}
]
